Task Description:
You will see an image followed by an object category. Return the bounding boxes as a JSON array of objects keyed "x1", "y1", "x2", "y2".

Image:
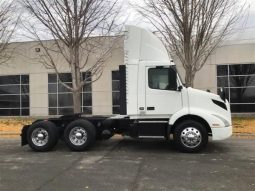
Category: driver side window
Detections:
[{"x1": 148, "y1": 67, "x2": 177, "y2": 91}]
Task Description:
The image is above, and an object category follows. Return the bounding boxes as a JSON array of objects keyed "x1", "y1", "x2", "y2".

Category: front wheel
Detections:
[{"x1": 173, "y1": 120, "x2": 208, "y2": 153}]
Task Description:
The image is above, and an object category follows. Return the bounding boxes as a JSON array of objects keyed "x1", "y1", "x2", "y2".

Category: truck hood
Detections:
[
  {"x1": 187, "y1": 87, "x2": 232, "y2": 125},
  {"x1": 187, "y1": 87, "x2": 221, "y2": 101}
]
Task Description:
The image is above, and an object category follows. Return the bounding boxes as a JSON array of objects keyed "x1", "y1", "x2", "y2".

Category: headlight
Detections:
[{"x1": 212, "y1": 114, "x2": 230, "y2": 127}]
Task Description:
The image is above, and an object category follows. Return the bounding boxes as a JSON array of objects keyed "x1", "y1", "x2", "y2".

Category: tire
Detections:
[
  {"x1": 173, "y1": 120, "x2": 208, "y2": 153},
  {"x1": 64, "y1": 119, "x2": 96, "y2": 151},
  {"x1": 27, "y1": 121, "x2": 59, "y2": 152}
]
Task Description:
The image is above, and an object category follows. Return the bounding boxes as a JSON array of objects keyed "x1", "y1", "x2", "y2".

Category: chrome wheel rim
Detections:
[
  {"x1": 69, "y1": 127, "x2": 88, "y2": 146},
  {"x1": 181, "y1": 127, "x2": 202, "y2": 148},
  {"x1": 31, "y1": 128, "x2": 49, "y2": 147}
]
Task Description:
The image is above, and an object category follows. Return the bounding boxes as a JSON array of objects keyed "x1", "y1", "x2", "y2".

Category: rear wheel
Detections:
[
  {"x1": 173, "y1": 120, "x2": 208, "y2": 153},
  {"x1": 64, "y1": 120, "x2": 96, "y2": 151},
  {"x1": 27, "y1": 121, "x2": 59, "y2": 152}
]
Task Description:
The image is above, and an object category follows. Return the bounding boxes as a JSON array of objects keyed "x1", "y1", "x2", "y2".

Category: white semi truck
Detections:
[{"x1": 21, "y1": 26, "x2": 232, "y2": 153}]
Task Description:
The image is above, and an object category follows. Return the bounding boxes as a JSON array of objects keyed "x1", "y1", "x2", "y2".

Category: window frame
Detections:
[
  {"x1": 148, "y1": 67, "x2": 177, "y2": 91},
  {"x1": 48, "y1": 72, "x2": 92, "y2": 115},
  {"x1": 0, "y1": 75, "x2": 30, "y2": 116},
  {"x1": 216, "y1": 63, "x2": 255, "y2": 113}
]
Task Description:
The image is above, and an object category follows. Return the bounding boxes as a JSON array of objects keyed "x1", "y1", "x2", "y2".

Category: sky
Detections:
[
  {"x1": 124, "y1": 0, "x2": 255, "y2": 45},
  {"x1": 13, "y1": 0, "x2": 255, "y2": 44},
  {"x1": 225, "y1": 0, "x2": 255, "y2": 44}
]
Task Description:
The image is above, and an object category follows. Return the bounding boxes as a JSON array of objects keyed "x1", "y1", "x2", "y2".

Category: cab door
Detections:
[{"x1": 145, "y1": 66, "x2": 183, "y2": 117}]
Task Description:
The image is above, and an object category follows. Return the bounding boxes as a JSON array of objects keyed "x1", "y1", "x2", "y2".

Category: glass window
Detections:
[
  {"x1": 0, "y1": 95, "x2": 20, "y2": 108},
  {"x1": 149, "y1": 68, "x2": 169, "y2": 90},
  {"x1": 148, "y1": 68, "x2": 177, "y2": 90},
  {"x1": 0, "y1": 109, "x2": 21, "y2": 116},
  {"x1": 82, "y1": 73, "x2": 92, "y2": 92},
  {"x1": 0, "y1": 75, "x2": 30, "y2": 116},
  {"x1": 217, "y1": 77, "x2": 229, "y2": 87},
  {"x1": 21, "y1": 75, "x2": 29, "y2": 84},
  {"x1": 21, "y1": 109, "x2": 29, "y2": 116},
  {"x1": 49, "y1": 108, "x2": 57, "y2": 115},
  {"x1": 58, "y1": 83, "x2": 72, "y2": 93},
  {"x1": 48, "y1": 84, "x2": 57, "y2": 93},
  {"x1": 49, "y1": 94, "x2": 57, "y2": 107},
  {"x1": 21, "y1": 95, "x2": 30, "y2": 107},
  {"x1": 48, "y1": 74, "x2": 57, "y2": 83},
  {"x1": 82, "y1": 107, "x2": 92, "y2": 115},
  {"x1": 83, "y1": 72, "x2": 91, "y2": 81},
  {"x1": 217, "y1": 64, "x2": 255, "y2": 113},
  {"x1": 0, "y1": 75, "x2": 20, "y2": 85},
  {"x1": 229, "y1": 76, "x2": 255, "y2": 87},
  {"x1": 83, "y1": 83, "x2": 92, "y2": 92},
  {"x1": 48, "y1": 72, "x2": 92, "y2": 115},
  {"x1": 231, "y1": 104, "x2": 255, "y2": 113},
  {"x1": 21, "y1": 85, "x2": 29, "y2": 94},
  {"x1": 230, "y1": 88, "x2": 255, "y2": 103},
  {"x1": 0, "y1": 85, "x2": 20, "y2": 95},
  {"x1": 59, "y1": 73, "x2": 72, "y2": 82},
  {"x1": 217, "y1": 65, "x2": 228, "y2": 76},
  {"x1": 58, "y1": 94, "x2": 73, "y2": 107},
  {"x1": 229, "y1": 64, "x2": 255, "y2": 76},
  {"x1": 83, "y1": 93, "x2": 92, "y2": 106}
]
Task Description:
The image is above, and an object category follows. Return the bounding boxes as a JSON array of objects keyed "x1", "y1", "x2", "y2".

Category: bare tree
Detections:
[
  {"x1": 136, "y1": 0, "x2": 245, "y2": 87},
  {"x1": 21, "y1": 0, "x2": 123, "y2": 114},
  {"x1": 0, "y1": 0, "x2": 18, "y2": 64}
]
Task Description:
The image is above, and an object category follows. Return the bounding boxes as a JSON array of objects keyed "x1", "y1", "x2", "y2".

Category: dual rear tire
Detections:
[
  {"x1": 27, "y1": 121, "x2": 59, "y2": 152},
  {"x1": 27, "y1": 119, "x2": 96, "y2": 152},
  {"x1": 64, "y1": 120, "x2": 96, "y2": 151}
]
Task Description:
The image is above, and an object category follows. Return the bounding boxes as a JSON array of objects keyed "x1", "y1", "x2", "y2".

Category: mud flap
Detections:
[{"x1": 21, "y1": 125, "x2": 29, "y2": 146}]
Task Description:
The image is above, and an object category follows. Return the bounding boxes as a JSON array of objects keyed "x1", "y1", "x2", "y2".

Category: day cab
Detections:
[{"x1": 21, "y1": 26, "x2": 232, "y2": 153}]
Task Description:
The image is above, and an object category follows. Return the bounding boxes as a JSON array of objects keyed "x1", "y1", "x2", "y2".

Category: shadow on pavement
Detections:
[{"x1": 39, "y1": 137, "x2": 232, "y2": 155}]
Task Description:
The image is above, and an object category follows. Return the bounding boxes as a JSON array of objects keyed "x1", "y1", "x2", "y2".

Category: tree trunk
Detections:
[
  {"x1": 73, "y1": 89, "x2": 82, "y2": 114},
  {"x1": 185, "y1": 69, "x2": 195, "y2": 87},
  {"x1": 70, "y1": 46, "x2": 82, "y2": 114},
  {"x1": 72, "y1": 70, "x2": 82, "y2": 114}
]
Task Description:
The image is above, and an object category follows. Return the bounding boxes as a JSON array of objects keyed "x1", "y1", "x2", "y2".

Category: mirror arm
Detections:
[{"x1": 178, "y1": 86, "x2": 183, "y2": 91}]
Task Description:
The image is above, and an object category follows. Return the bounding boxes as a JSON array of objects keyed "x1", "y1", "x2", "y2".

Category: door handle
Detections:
[
  {"x1": 147, "y1": 107, "x2": 155, "y2": 111},
  {"x1": 139, "y1": 107, "x2": 145, "y2": 111}
]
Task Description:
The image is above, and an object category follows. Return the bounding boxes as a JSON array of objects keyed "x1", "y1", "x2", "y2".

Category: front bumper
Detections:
[{"x1": 211, "y1": 126, "x2": 232, "y2": 141}]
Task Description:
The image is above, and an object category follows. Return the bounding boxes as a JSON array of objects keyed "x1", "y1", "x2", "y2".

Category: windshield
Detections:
[{"x1": 172, "y1": 65, "x2": 184, "y2": 86}]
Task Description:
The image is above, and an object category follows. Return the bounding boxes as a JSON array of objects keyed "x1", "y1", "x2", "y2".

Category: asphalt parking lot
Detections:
[{"x1": 0, "y1": 137, "x2": 255, "y2": 191}]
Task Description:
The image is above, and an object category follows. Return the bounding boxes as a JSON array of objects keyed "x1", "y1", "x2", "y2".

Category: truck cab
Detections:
[{"x1": 21, "y1": 26, "x2": 232, "y2": 153}]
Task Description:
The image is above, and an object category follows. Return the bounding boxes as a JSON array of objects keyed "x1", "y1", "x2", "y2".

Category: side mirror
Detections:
[
  {"x1": 168, "y1": 67, "x2": 178, "y2": 90},
  {"x1": 178, "y1": 86, "x2": 183, "y2": 91},
  {"x1": 220, "y1": 87, "x2": 226, "y2": 101}
]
